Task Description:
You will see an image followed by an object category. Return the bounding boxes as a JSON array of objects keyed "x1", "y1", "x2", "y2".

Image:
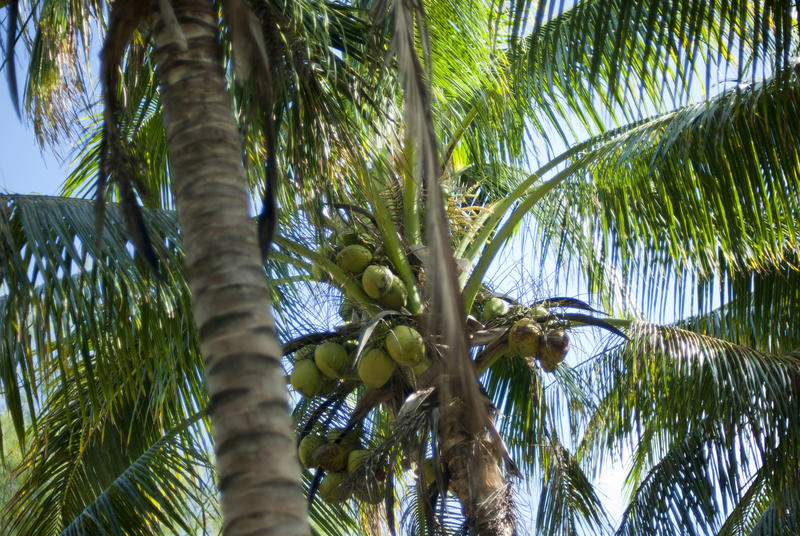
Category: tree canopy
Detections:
[{"x1": 1, "y1": 0, "x2": 799, "y2": 534}]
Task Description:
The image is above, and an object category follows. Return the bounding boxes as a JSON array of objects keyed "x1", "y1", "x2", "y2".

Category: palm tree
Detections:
[
  {"x1": 2, "y1": 0, "x2": 800, "y2": 535},
  {"x1": 3, "y1": 0, "x2": 313, "y2": 534}
]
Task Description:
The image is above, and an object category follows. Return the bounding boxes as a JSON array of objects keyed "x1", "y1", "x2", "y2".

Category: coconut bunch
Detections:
[
  {"x1": 507, "y1": 305, "x2": 570, "y2": 372},
  {"x1": 297, "y1": 427, "x2": 385, "y2": 504},
  {"x1": 310, "y1": 225, "x2": 409, "y2": 320},
  {"x1": 289, "y1": 341, "x2": 354, "y2": 397}
]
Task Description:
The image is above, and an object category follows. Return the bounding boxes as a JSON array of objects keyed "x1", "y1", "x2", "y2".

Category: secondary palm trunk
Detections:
[{"x1": 151, "y1": 1, "x2": 307, "y2": 534}]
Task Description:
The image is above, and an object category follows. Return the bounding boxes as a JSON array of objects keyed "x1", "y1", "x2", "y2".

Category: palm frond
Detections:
[
  {"x1": 532, "y1": 64, "x2": 800, "y2": 317},
  {"x1": 536, "y1": 435, "x2": 610, "y2": 536},
  {"x1": 513, "y1": 0, "x2": 795, "y2": 110},
  {"x1": 683, "y1": 258, "x2": 800, "y2": 355},
  {"x1": 615, "y1": 429, "x2": 719, "y2": 536},
  {"x1": 580, "y1": 321, "x2": 800, "y2": 533},
  {"x1": 717, "y1": 444, "x2": 800, "y2": 536},
  {"x1": 2, "y1": 365, "x2": 214, "y2": 536}
]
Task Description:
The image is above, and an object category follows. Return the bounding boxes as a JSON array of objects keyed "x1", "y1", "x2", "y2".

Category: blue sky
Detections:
[{"x1": 0, "y1": 95, "x2": 68, "y2": 195}]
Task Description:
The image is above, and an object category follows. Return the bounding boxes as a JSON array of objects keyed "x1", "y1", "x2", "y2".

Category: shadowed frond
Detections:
[
  {"x1": 536, "y1": 435, "x2": 610, "y2": 536},
  {"x1": 615, "y1": 429, "x2": 719, "y2": 536},
  {"x1": 717, "y1": 441, "x2": 800, "y2": 536},
  {"x1": 580, "y1": 321, "x2": 800, "y2": 534},
  {"x1": 2, "y1": 364, "x2": 214, "y2": 536}
]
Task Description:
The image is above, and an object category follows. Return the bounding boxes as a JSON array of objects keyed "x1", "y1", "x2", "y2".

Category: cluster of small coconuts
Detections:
[
  {"x1": 312, "y1": 230, "x2": 408, "y2": 311},
  {"x1": 506, "y1": 305, "x2": 569, "y2": 371},
  {"x1": 289, "y1": 327, "x2": 426, "y2": 504},
  {"x1": 297, "y1": 427, "x2": 384, "y2": 504},
  {"x1": 289, "y1": 229, "x2": 434, "y2": 504},
  {"x1": 289, "y1": 324, "x2": 428, "y2": 398},
  {"x1": 290, "y1": 228, "x2": 569, "y2": 505}
]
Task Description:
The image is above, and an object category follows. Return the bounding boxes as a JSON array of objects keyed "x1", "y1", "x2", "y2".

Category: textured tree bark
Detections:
[
  {"x1": 439, "y1": 398, "x2": 515, "y2": 536},
  {"x1": 151, "y1": 1, "x2": 307, "y2": 534}
]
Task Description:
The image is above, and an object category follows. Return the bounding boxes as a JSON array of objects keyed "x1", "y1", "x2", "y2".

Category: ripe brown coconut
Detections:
[
  {"x1": 508, "y1": 318, "x2": 543, "y2": 357},
  {"x1": 538, "y1": 329, "x2": 569, "y2": 372}
]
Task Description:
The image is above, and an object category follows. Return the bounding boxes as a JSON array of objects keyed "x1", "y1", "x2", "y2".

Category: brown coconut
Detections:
[
  {"x1": 508, "y1": 317, "x2": 544, "y2": 357},
  {"x1": 538, "y1": 329, "x2": 569, "y2": 372}
]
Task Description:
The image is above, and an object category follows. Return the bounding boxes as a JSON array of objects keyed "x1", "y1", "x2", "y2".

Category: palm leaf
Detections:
[
  {"x1": 2, "y1": 366, "x2": 214, "y2": 536},
  {"x1": 580, "y1": 321, "x2": 800, "y2": 533},
  {"x1": 536, "y1": 435, "x2": 610, "y2": 536},
  {"x1": 529, "y1": 65, "x2": 800, "y2": 317}
]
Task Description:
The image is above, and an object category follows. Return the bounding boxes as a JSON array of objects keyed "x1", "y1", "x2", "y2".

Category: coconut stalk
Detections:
[{"x1": 362, "y1": 168, "x2": 423, "y2": 314}]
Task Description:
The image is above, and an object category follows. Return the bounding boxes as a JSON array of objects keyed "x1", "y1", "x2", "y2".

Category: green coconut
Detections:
[
  {"x1": 336, "y1": 230, "x2": 362, "y2": 248},
  {"x1": 483, "y1": 297, "x2": 510, "y2": 321},
  {"x1": 531, "y1": 305, "x2": 550, "y2": 321},
  {"x1": 362, "y1": 265, "x2": 394, "y2": 299},
  {"x1": 315, "y1": 443, "x2": 350, "y2": 472},
  {"x1": 412, "y1": 357, "x2": 432, "y2": 377},
  {"x1": 298, "y1": 434, "x2": 326, "y2": 468},
  {"x1": 314, "y1": 342, "x2": 352, "y2": 379},
  {"x1": 290, "y1": 359, "x2": 325, "y2": 397},
  {"x1": 310, "y1": 262, "x2": 329, "y2": 282},
  {"x1": 358, "y1": 348, "x2": 396, "y2": 388},
  {"x1": 379, "y1": 275, "x2": 408, "y2": 309},
  {"x1": 347, "y1": 449, "x2": 371, "y2": 473},
  {"x1": 385, "y1": 326, "x2": 425, "y2": 367},
  {"x1": 327, "y1": 427, "x2": 360, "y2": 448},
  {"x1": 539, "y1": 329, "x2": 569, "y2": 372},
  {"x1": 318, "y1": 472, "x2": 351, "y2": 503},
  {"x1": 336, "y1": 244, "x2": 373, "y2": 273},
  {"x1": 508, "y1": 318, "x2": 543, "y2": 357}
]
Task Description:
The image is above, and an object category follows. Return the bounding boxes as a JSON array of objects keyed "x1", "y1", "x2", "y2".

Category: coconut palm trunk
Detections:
[
  {"x1": 439, "y1": 399, "x2": 514, "y2": 536},
  {"x1": 151, "y1": 1, "x2": 306, "y2": 534}
]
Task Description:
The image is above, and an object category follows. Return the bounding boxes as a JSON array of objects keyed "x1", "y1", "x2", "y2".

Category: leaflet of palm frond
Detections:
[
  {"x1": 2, "y1": 365, "x2": 211, "y2": 536},
  {"x1": 532, "y1": 296, "x2": 606, "y2": 315},
  {"x1": 98, "y1": 0, "x2": 161, "y2": 275},
  {"x1": 0, "y1": 195, "x2": 194, "y2": 439},
  {"x1": 533, "y1": 66, "x2": 800, "y2": 318},
  {"x1": 515, "y1": 0, "x2": 795, "y2": 115},
  {"x1": 716, "y1": 431, "x2": 800, "y2": 536},
  {"x1": 3, "y1": 0, "x2": 20, "y2": 117},
  {"x1": 683, "y1": 256, "x2": 800, "y2": 356},
  {"x1": 745, "y1": 497, "x2": 800, "y2": 536},
  {"x1": 393, "y1": 0, "x2": 486, "y2": 438},
  {"x1": 580, "y1": 321, "x2": 800, "y2": 483},
  {"x1": 615, "y1": 429, "x2": 718, "y2": 536},
  {"x1": 331, "y1": 203, "x2": 379, "y2": 229},
  {"x1": 556, "y1": 312, "x2": 629, "y2": 340}
]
